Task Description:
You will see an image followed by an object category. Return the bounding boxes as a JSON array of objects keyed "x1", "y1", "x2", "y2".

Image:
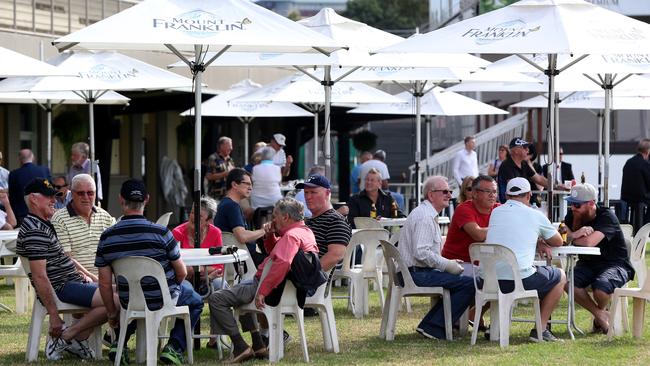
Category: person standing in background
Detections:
[
  {"x1": 67, "y1": 142, "x2": 103, "y2": 201},
  {"x1": 9, "y1": 149, "x2": 50, "y2": 225},
  {"x1": 452, "y1": 136, "x2": 479, "y2": 187}
]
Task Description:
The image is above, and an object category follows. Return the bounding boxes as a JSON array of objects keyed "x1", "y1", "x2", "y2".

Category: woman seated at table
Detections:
[
  {"x1": 250, "y1": 147, "x2": 283, "y2": 209},
  {"x1": 347, "y1": 168, "x2": 404, "y2": 229},
  {"x1": 172, "y1": 196, "x2": 225, "y2": 348}
]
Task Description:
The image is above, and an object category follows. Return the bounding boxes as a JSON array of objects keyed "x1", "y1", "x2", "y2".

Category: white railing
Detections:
[{"x1": 411, "y1": 113, "x2": 528, "y2": 188}]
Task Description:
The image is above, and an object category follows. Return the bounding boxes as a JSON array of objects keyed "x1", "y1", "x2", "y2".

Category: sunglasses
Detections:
[
  {"x1": 570, "y1": 202, "x2": 584, "y2": 209},
  {"x1": 74, "y1": 191, "x2": 95, "y2": 197},
  {"x1": 53, "y1": 184, "x2": 68, "y2": 190},
  {"x1": 475, "y1": 188, "x2": 498, "y2": 195},
  {"x1": 432, "y1": 189, "x2": 453, "y2": 195}
]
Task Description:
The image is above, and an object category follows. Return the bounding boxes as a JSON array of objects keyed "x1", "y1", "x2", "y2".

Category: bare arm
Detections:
[
  {"x1": 568, "y1": 226, "x2": 604, "y2": 247},
  {"x1": 0, "y1": 192, "x2": 16, "y2": 229},
  {"x1": 320, "y1": 244, "x2": 346, "y2": 272},
  {"x1": 170, "y1": 258, "x2": 188, "y2": 284},
  {"x1": 232, "y1": 226, "x2": 265, "y2": 244},
  {"x1": 462, "y1": 222, "x2": 488, "y2": 242},
  {"x1": 66, "y1": 255, "x2": 97, "y2": 282},
  {"x1": 543, "y1": 232, "x2": 564, "y2": 247},
  {"x1": 487, "y1": 163, "x2": 497, "y2": 177},
  {"x1": 29, "y1": 259, "x2": 64, "y2": 337},
  {"x1": 98, "y1": 266, "x2": 118, "y2": 320}
]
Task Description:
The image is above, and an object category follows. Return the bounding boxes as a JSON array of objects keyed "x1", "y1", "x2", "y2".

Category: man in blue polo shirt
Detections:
[
  {"x1": 96, "y1": 179, "x2": 203, "y2": 365},
  {"x1": 486, "y1": 177, "x2": 566, "y2": 342}
]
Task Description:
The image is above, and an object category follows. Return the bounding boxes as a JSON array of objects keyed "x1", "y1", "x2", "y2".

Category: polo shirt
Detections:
[
  {"x1": 486, "y1": 200, "x2": 557, "y2": 280},
  {"x1": 442, "y1": 200, "x2": 499, "y2": 262},
  {"x1": 51, "y1": 203, "x2": 115, "y2": 275},
  {"x1": 214, "y1": 196, "x2": 247, "y2": 232},
  {"x1": 305, "y1": 208, "x2": 351, "y2": 257}
]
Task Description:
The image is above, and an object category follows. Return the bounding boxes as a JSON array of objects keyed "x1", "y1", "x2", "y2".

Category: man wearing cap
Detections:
[
  {"x1": 270, "y1": 133, "x2": 293, "y2": 177},
  {"x1": 51, "y1": 174, "x2": 114, "y2": 280},
  {"x1": 299, "y1": 174, "x2": 351, "y2": 272},
  {"x1": 497, "y1": 138, "x2": 548, "y2": 203},
  {"x1": 96, "y1": 179, "x2": 203, "y2": 365},
  {"x1": 398, "y1": 175, "x2": 475, "y2": 340},
  {"x1": 486, "y1": 177, "x2": 566, "y2": 342},
  {"x1": 205, "y1": 136, "x2": 235, "y2": 200},
  {"x1": 16, "y1": 177, "x2": 119, "y2": 361},
  {"x1": 452, "y1": 136, "x2": 479, "y2": 186},
  {"x1": 563, "y1": 183, "x2": 634, "y2": 333}
]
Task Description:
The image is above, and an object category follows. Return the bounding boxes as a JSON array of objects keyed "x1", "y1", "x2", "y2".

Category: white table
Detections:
[
  {"x1": 0, "y1": 230, "x2": 19, "y2": 258},
  {"x1": 378, "y1": 217, "x2": 407, "y2": 227}
]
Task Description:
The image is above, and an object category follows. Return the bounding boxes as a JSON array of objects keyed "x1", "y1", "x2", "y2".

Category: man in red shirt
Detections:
[{"x1": 442, "y1": 175, "x2": 499, "y2": 274}]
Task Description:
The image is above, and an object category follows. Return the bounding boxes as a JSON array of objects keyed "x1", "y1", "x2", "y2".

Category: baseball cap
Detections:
[
  {"x1": 505, "y1": 177, "x2": 531, "y2": 195},
  {"x1": 295, "y1": 174, "x2": 331, "y2": 190},
  {"x1": 120, "y1": 179, "x2": 148, "y2": 202},
  {"x1": 24, "y1": 178, "x2": 62, "y2": 197},
  {"x1": 509, "y1": 137, "x2": 530, "y2": 149},
  {"x1": 273, "y1": 133, "x2": 286, "y2": 147},
  {"x1": 565, "y1": 183, "x2": 597, "y2": 204}
]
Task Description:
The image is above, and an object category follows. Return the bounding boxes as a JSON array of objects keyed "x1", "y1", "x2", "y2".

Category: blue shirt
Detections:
[
  {"x1": 350, "y1": 163, "x2": 362, "y2": 194},
  {"x1": 214, "y1": 197, "x2": 247, "y2": 232}
]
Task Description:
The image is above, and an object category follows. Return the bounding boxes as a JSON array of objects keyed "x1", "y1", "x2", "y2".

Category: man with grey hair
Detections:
[
  {"x1": 206, "y1": 136, "x2": 235, "y2": 200},
  {"x1": 621, "y1": 138, "x2": 650, "y2": 230},
  {"x1": 67, "y1": 142, "x2": 103, "y2": 201},
  {"x1": 208, "y1": 197, "x2": 318, "y2": 362},
  {"x1": 9, "y1": 149, "x2": 51, "y2": 224},
  {"x1": 51, "y1": 174, "x2": 114, "y2": 280},
  {"x1": 359, "y1": 149, "x2": 390, "y2": 190},
  {"x1": 398, "y1": 175, "x2": 474, "y2": 340}
]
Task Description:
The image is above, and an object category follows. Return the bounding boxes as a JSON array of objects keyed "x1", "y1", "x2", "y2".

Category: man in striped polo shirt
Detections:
[
  {"x1": 96, "y1": 179, "x2": 203, "y2": 365},
  {"x1": 51, "y1": 174, "x2": 114, "y2": 281},
  {"x1": 16, "y1": 178, "x2": 119, "y2": 361}
]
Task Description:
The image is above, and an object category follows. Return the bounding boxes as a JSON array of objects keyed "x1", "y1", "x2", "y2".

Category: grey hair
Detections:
[
  {"x1": 198, "y1": 196, "x2": 217, "y2": 220},
  {"x1": 259, "y1": 146, "x2": 276, "y2": 161},
  {"x1": 274, "y1": 197, "x2": 304, "y2": 222},
  {"x1": 366, "y1": 167, "x2": 383, "y2": 180},
  {"x1": 423, "y1": 175, "x2": 447, "y2": 196},
  {"x1": 71, "y1": 174, "x2": 96, "y2": 191},
  {"x1": 71, "y1": 142, "x2": 90, "y2": 158},
  {"x1": 373, "y1": 149, "x2": 386, "y2": 161},
  {"x1": 217, "y1": 136, "x2": 232, "y2": 149},
  {"x1": 308, "y1": 165, "x2": 325, "y2": 176}
]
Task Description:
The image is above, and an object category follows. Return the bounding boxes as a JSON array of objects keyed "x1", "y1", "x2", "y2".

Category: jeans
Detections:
[
  {"x1": 170, "y1": 281, "x2": 204, "y2": 351},
  {"x1": 409, "y1": 268, "x2": 475, "y2": 339}
]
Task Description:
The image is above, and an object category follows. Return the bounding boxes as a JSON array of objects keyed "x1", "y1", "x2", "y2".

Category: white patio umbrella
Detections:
[
  {"x1": 180, "y1": 79, "x2": 312, "y2": 163},
  {"x1": 0, "y1": 90, "x2": 129, "y2": 170},
  {"x1": 52, "y1": 0, "x2": 344, "y2": 246},
  {"x1": 378, "y1": 0, "x2": 650, "y2": 209},
  {"x1": 0, "y1": 46, "x2": 75, "y2": 77},
  {"x1": 0, "y1": 50, "x2": 193, "y2": 179}
]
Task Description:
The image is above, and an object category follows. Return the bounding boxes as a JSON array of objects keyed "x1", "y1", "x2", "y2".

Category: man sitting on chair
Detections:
[
  {"x1": 16, "y1": 178, "x2": 119, "y2": 361},
  {"x1": 95, "y1": 179, "x2": 203, "y2": 365},
  {"x1": 486, "y1": 177, "x2": 566, "y2": 342},
  {"x1": 208, "y1": 198, "x2": 318, "y2": 363},
  {"x1": 563, "y1": 183, "x2": 635, "y2": 334},
  {"x1": 398, "y1": 175, "x2": 475, "y2": 340}
]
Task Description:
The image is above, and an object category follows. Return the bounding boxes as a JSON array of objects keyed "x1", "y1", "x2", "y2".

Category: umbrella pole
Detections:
[
  {"x1": 314, "y1": 112, "x2": 319, "y2": 166},
  {"x1": 426, "y1": 116, "x2": 431, "y2": 177},
  {"x1": 193, "y1": 47, "x2": 203, "y2": 251},
  {"x1": 603, "y1": 74, "x2": 613, "y2": 207},
  {"x1": 46, "y1": 101, "x2": 52, "y2": 172},
  {"x1": 414, "y1": 81, "x2": 422, "y2": 204},
  {"x1": 546, "y1": 54, "x2": 558, "y2": 219},
  {"x1": 242, "y1": 119, "x2": 250, "y2": 164},
  {"x1": 88, "y1": 97, "x2": 95, "y2": 180},
  {"x1": 323, "y1": 66, "x2": 332, "y2": 179},
  {"x1": 597, "y1": 112, "x2": 603, "y2": 199}
]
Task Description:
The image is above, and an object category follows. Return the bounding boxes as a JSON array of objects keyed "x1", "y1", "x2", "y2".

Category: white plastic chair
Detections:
[
  {"x1": 19, "y1": 257, "x2": 102, "y2": 362},
  {"x1": 379, "y1": 240, "x2": 463, "y2": 341},
  {"x1": 304, "y1": 269, "x2": 339, "y2": 353},
  {"x1": 236, "y1": 260, "x2": 309, "y2": 362},
  {"x1": 0, "y1": 257, "x2": 32, "y2": 314},
  {"x1": 155, "y1": 212, "x2": 173, "y2": 227},
  {"x1": 608, "y1": 265, "x2": 650, "y2": 340},
  {"x1": 222, "y1": 232, "x2": 256, "y2": 281},
  {"x1": 332, "y1": 228, "x2": 389, "y2": 318},
  {"x1": 468, "y1": 244, "x2": 543, "y2": 348},
  {"x1": 111, "y1": 256, "x2": 193, "y2": 366},
  {"x1": 353, "y1": 217, "x2": 382, "y2": 229}
]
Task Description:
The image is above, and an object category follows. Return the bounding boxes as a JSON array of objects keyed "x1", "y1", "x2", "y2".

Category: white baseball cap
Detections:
[
  {"x1": 506, "y1": 177, "x2": 531, "y2": 195},
  {"x1": 273, "y1": 133, "x2": 286, "y2": 146},
  {"x1": 565, "y1": 183, "x2": 597, "y2": 203}
]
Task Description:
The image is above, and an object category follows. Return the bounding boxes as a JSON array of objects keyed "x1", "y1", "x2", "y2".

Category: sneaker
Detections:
[
  {"x1": 529, "y1": 328, "x2": 563, "y2": 342},
  {"x1": 415, "y1": 327, "x2": 441, "y2": 340},
  {"x1": 160, "y1": 344, "x2": 184, "y2": 365},
  {"x1": 260, "y1": 330, "x2": 292, "y2": 346},
  {"x1": 45, "y1": 337, "x2": 69, "y2": 360},
  {"x1": 108, "y1": 342, "x2": 130, "y2": 365},
  {"x1": 66, "y1": 338, "x2": 95, "y2": 360}
]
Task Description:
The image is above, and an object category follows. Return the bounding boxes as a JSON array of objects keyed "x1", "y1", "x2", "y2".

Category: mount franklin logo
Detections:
[
  {"x1": 461, "y1": 20, "x2": 540, "y2": 45},
  {"x1": 153, "y1": 9, "x2": 251, "y2": 38}
]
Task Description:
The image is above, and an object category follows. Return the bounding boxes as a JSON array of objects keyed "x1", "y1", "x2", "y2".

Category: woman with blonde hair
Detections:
[{"x1": 458, "y1": 176, "x2": 475, "y2": 204}]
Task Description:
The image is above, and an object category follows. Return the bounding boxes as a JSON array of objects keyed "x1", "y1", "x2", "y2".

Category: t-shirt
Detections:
[
  {"x1": 442, "y1": 200, "x2": 499, "y2": 262},
  {"x1": 564, "y1": 207, "x2": 634, "y2": 274},
  {"x1": 251, "y1": 161, "x2": 282, "y2": 208},
  {"x1": 214, "y1": 197, "x2": 247, "y2": 233},
  {"x1": 497, "y1": 157, "x2": 536, "y2": 203},
  {"x1": 172, "y1": 222, "x2": 223, "y2": 271},
  {"x1": 16, "y1": 214, "x2": 83, "y2": 292},
  {"x1": 305, "y1": 208, "x2": 351, "y2": 257}
]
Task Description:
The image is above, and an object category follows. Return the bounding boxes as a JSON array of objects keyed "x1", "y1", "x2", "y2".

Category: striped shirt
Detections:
[
  {"x1": 305, "y1": 208, "x2": 351, "y2": 257},
  {"x1": 51, "y1": 203, "x2": 115, "y2": 275},
  {"x1": 95, "y1": 215, "x2": 181, "y2": 309},
  {"x1": 16, "y1": 214, "x2": 83, "y2": 292}
]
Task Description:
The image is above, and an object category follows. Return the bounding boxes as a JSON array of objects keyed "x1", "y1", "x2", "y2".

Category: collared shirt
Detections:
[
  {"x1": 51, "y1": 202, "x2": 115, "y2": 275},
  {"x1": 486, "y1": 199, "x2": 557, "y2": 280},
  {"x1": 68, "y1": 159, "x2": 103, "y2": 200},
  {"x1": 452, "y1": 149, "x2": 479, "y2": 185},
  {"x1": 272, "y1": 148, "x2": 287, "y2": 167},
  {"x1": 256, "y1": 221, "x2": 319, "y2": 297},
  {"x1": 206, "y1": 153, "x2": 235, "y2": 200},
  {"x1": 398, "y1": 200, "x2": 452, "y2": 271},
  {"x1": 54, "y1": 191, "x2": 72, "y2": 210}
]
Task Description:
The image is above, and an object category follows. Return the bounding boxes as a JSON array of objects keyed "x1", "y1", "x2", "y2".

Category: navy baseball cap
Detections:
[
  {"x1": 509, "y1": 137, "x2": 530, "y2": 149},
  {"x1": 120, "y1": 179, "x2": 148, "y2": 202},
  {"x1": 24, "y1": 178, "x2": 62, "y2": 197},
  {"x1": 296, "y1": 174, "x2": 331, "y2": 189}
]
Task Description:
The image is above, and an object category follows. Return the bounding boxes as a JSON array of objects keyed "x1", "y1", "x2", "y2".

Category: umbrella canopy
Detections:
[
  {"x1": 513, "y1": 91, "x2": 650, "y2": 110},
  {"x1": 447, "y1": 72, "x2": 602, "y2": 92},
  {"x1": 348, "y1": 88, "x2": 508, "y2": 116},
  {"x1": 0, "y1": 46, "x2": 75, "y2": 78},
  {"x1": 180, "y1": 79, "x2": 312, "y2": 162}
]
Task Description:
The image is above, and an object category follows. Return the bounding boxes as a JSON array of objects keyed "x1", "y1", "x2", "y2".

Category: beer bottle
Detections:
[
  {"x1": 558, "y1": 221, "x2": 568, "y2": 244},
  {"x1": 370, "y1": 203, "x2": 377, "y2": 219},
  {"x1": 580, "y1": 171, "x2": 586, "y2": 184},
  {"x1": 391, "y1": 200, "x2": 399, "y2": 218}
]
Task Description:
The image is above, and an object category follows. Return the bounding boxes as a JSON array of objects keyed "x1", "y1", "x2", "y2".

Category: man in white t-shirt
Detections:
[
  {"x1": 452, "y1": 136, "x2": 479, "y2": 186},
  {"x1": 359, "y1": 150, "x2": 390, "y2": 190},
  {"x1": 270, "y1": 133, "x2": 293, "y2": 177}
]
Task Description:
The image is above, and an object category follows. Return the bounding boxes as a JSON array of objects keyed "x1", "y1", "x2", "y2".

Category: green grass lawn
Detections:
[{"x1": 2, "y1": 282, "x2": 650, "y2": 365}]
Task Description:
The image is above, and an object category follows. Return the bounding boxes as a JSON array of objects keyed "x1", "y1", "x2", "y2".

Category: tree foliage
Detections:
[{"x1": 343, "y1": 0, "x2": 429, "y2": 32}]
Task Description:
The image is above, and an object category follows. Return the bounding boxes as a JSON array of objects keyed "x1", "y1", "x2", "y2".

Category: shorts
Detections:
[
  {"x1": 573, "y1": 262, "x2": 629, "y2": 294},
  {"x1": 55, "y1": 281, "x2": 98, "y2": 308},
  {"x1": 496, "y1": 266, "x2": 562, "y2": 300}
]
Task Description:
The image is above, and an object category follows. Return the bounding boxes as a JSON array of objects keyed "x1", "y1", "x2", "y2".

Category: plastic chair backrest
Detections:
[
  {"x1": 621, "y1": 224, "x2": 634, "y2": 243},
  {"x1": 380, "y1": 240, "x2": 416, "y2": 289},
  {"x1": 342, "y1": 229, "x2": 389, "y2": 273},
  {"x1": 469, "y1": 243, "x2": 524, "y2": 294},
  {"x1": 155, "y1": 212, "x2": 173, "y2": 227},
  {"x1": 111, "y1": 256, "x2": 174, "y2": 312},
  {"x1": 630, "y1": 223, "x2": 650, "y2": 286},
  {"x1": 353, "y1": 217, "x2": 382, "y2": 229}
]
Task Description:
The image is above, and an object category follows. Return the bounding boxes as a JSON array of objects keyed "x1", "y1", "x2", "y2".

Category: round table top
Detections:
[
  {"x1": 0, "y1": 230, "x2": 19, "y2": 241},
  {"x1": 180, "y1": 248, "x2": 250, "y2": 266},
  {"x1": 551, "y1": 246, "x2": 601, "y2": 256},
  {"x1": 378, "y1": 217, "x2": 407, "y2": 227}
]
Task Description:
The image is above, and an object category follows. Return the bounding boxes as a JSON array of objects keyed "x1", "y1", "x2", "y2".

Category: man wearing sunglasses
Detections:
[
  {"x1": 52, "y1": 175, "x2": 72, "y2": 210},
  {"x1": 398, "y1": 175, "x2": 475, "y2": 340},
  {"x1": 563, "y1": 183, "x2": 634, "y2": 334}
]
